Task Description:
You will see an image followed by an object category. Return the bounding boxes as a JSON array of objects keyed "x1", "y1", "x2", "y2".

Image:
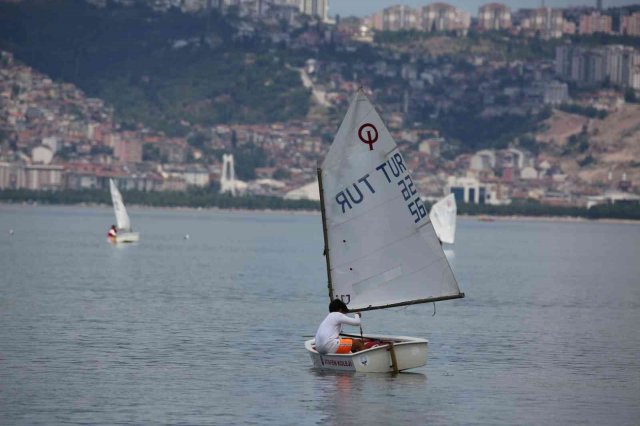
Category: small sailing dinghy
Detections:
[
  {"x1": 429, "y1": 193, "x2": 457, "y2": 245},
  {"x1": 108, "y1": 178, "x2": 140, "y2": 243},
  {"x1": 305, "y1": 90, "x2": 464, "y2": 373}
]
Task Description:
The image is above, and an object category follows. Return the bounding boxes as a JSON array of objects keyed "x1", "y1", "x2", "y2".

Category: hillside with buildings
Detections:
[
  {"x1": 0, "y1": 0, "x2": 639, "y2": 213},
  {"x1": 533, "y1": 99, "x2": 640, "y2": 187},
  {"x1": 0, "y1": 0, "x2": 312, "y2": 135}
]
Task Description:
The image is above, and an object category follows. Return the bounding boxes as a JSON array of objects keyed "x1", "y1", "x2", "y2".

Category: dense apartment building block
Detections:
[
  {"x1": 419, "y1": 3, "x2": 470, "y2": 33},
  {"x1": 622, "y1": 12, "x2": 640, "y2": 37},
  {"x1": 579, "y1": 12, "x2": 612, "y2": 35},
  {"x1": 556, "y1": 44, "x2": 640, "y2": 89},
  {"x1": 0, "y1": 162, "x2": 64, "y2": 190},
  {"x1": 300, "y1": 0, "x2": 328, "y2": 22},
  {"x1": 382, "y1": 5, "x2": 418, "y2": 31},
  {"x1": 478, "y1": 3, "x2": 512, "y2": 31},
  {"x1": 521, "y1": 8, "x2": 565, "y2": 39},
  {"x1": 112, "y1": 137, "x2": 143, "y2": 164}
]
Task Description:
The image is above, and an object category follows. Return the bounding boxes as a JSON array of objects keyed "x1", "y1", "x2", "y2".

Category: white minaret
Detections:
[{"x1": 220, "y1": 154, "x2": 237, "y2": 196}]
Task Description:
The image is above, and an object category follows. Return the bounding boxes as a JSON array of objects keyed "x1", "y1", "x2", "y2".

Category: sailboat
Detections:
[
  {"x1": 429, "y1": 193, "x2": 457, "y2": 245},
  {"x1": 108, "y1": 178, "x2": 140, "y2": 243},
  {"x1": 305, "y1": 90, "x2": 464, "y2": 373}
]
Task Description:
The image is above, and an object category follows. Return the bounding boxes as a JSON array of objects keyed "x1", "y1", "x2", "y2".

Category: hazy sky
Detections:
[{"x1": 330, "y1": 1, "x2": 639, "y2": 17}]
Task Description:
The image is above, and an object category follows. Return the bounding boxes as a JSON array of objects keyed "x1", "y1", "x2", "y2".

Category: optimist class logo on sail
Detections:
[{"x1": 358, "y1": 123, "x2": 378, "y2": 151}]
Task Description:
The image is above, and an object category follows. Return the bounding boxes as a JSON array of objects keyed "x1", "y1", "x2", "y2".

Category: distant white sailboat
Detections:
[
  {"x1": 108, "y1": 179, "x2": 139, "y2": 243},
  {"x1": 429, "y1": 193, "x2": 457, "y2": 245},
  {"x1": 305, "y1": 90, "x2": 464, "y2": 373}
]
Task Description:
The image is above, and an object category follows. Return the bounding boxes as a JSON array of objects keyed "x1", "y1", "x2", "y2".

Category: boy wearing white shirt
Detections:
[{"x1": 314, "y1": 299, "x2": 365, "y2": 355}]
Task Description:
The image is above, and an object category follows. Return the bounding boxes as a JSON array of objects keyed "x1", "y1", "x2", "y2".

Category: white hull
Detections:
[
  {"x1": 305, "y1": 333, "x2": 427, "y2": 373},
  {"x1": 110, "y1": 232, "x2": 139, "y2": 243}
]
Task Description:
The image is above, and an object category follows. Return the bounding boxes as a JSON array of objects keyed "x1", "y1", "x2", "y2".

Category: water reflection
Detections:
[{"x1": 310, "y1": 369, "x2": 427, "y2": 426}]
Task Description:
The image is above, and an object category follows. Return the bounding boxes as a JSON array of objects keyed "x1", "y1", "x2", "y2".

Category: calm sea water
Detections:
[{"x1": 1, "y1": 205, "x2": 639, "y2": 425}]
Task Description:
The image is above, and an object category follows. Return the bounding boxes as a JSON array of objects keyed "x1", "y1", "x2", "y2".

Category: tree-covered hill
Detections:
[{"x1": 0, "y1": 0, "x2": 310, "y2": 135}]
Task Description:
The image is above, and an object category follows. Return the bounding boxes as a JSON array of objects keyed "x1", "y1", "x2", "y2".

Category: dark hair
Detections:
[{"x1": 329, "y1": 299, "x2": 349, "y2": 313}]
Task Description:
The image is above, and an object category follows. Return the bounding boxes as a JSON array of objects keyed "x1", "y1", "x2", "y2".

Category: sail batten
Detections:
[
  {"x1": 320, "y1": 91, "x2": 462, "y2": 311},
  {"x1": 330, "y1": 221, "x2": 429, "y2": 270}
]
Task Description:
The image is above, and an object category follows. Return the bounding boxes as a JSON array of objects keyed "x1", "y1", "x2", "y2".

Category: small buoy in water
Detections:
[
  {"x1": 184, "y1": 234, "x2": 190, "y2": 240},
  {"x1": 9, "y1": 229, "x2": 14, "y2": 235}
]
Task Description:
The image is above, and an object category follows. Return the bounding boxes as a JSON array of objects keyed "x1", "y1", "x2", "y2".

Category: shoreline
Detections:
[
  {"x1": 2, "y1": 201, "x2": 639, "y2": 224},
  {"x1": 458, "y1": 214, "x2": 640, "y2": 225},
  {"x1": 0, "y1": 201, "x2": 320, "y2": 217}
]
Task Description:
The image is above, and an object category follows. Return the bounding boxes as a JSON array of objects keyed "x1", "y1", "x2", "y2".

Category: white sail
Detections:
[
  {"x1": 320, "y1": 91, "x2": 462, "y2": 311},
  {"x1": 429, "y1": 193, "x2": 457, "y2": 245},
  {"x1": 109, "y1": 179, "x2": 131, "y2": 231}
]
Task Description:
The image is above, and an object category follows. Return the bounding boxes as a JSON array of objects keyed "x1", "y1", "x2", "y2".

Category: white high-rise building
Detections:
[
  {"x1": 522, "y1": 7, "x2": 565, "y2": 39},
  {"x1": 299, "y1": 0, "x2": 328, "y2": 22},
  {"x1": 478, "y1": 3, "x2": 512, "y2": 31},
  {"x1": 382, "y1": 5, "x2": 418, "y2": 31},
  {"x1": 419, "y1": 3, "x2": 470, "y2": 34}
]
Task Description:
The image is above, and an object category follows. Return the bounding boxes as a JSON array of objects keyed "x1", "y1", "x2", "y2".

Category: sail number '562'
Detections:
[{"x1": 334, "y1": 152, "x2": 428, "y2": 224}]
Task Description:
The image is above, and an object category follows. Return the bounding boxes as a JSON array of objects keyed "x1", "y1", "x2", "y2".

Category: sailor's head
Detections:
[
  {"x1": 111, "y1": 225, "x2": 117, "y2": 230},
  {"x1": 329, "y1": 299, "x2": 349, "y2": 314}
]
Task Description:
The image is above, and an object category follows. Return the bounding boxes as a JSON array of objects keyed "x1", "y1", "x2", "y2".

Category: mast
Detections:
[{"x1": 317, "y1": 167, "x2": 334, "y2": 301}]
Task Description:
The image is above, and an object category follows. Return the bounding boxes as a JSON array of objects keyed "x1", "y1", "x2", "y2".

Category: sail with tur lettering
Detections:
[
  {"x1": 429, "y1": 193, "x2": 457, "y2": 245},
  {"x1": 109, "y1": 178, "x2": 131, "y2": 231},
  {"x1": 319, "y1": 90, "x2": 463, "y2": 311}
]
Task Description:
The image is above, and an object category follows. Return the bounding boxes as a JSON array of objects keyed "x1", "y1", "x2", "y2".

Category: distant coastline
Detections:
[
  {"x1": 0, "y1": 196, "x2": 640, "y2": 225},
  {"x1": 458, "y1": 214, "x2": 640, "y2": 225}
]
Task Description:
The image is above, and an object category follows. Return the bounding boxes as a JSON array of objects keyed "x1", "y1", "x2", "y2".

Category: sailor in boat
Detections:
[
  {"x1": 107, "y1": 225, "x2": 117, "y2": 239},
  {"x1": 314, "y1": 299, "x2": 365, "y2": 355}
]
